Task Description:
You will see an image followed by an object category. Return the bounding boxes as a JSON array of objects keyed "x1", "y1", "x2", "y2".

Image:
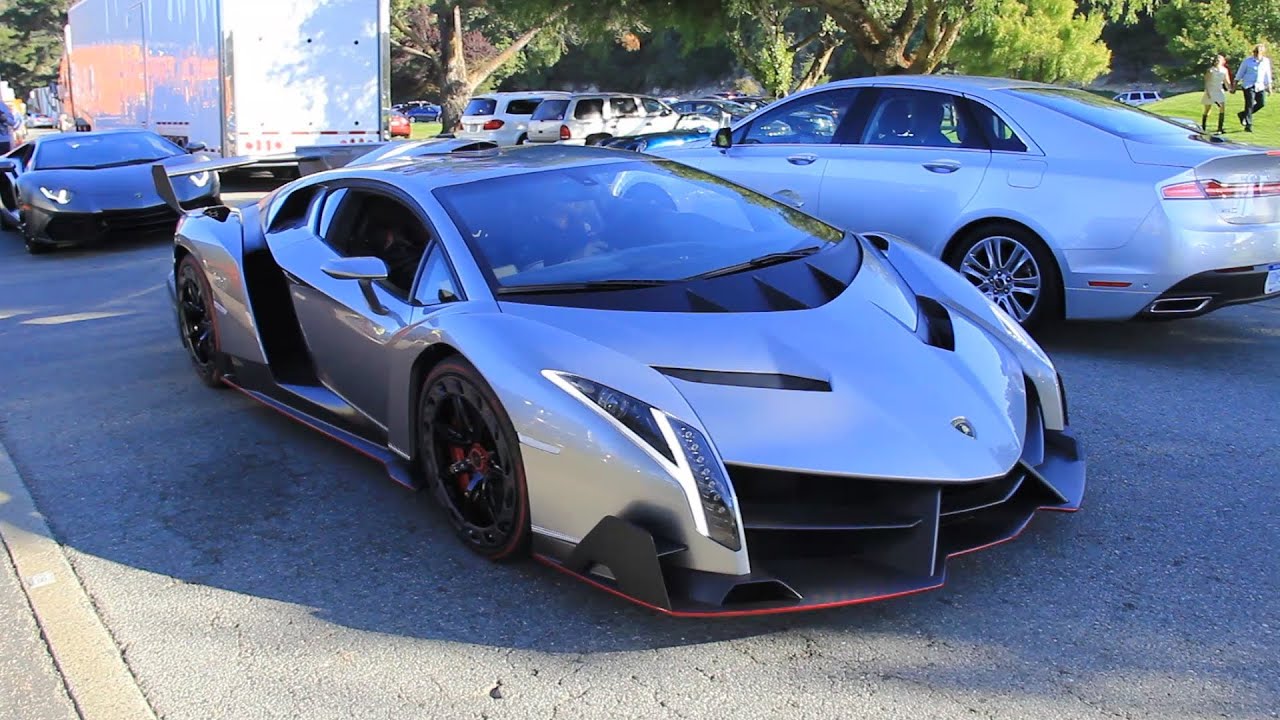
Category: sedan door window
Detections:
[
  {"x1": 860, "y1": 89, "x2": 986, "y2": 150},
  {"x1": 738, "y1": 89, "x2": 858, "y2": 145}
]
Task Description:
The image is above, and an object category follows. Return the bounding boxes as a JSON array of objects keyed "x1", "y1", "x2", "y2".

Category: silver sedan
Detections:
[{"x1": 655, "y1": 75, "x2": 1280, "y2": 328}]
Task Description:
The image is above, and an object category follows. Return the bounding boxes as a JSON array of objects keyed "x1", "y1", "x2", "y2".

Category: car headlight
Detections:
[
  {"x1": 544, "y1": 370, "x2": 742, "y2": 551},
  {"x1": 39, "y1": 187, "x2": 71, "y2": 204},
  {"x1": 188, "y1": 171, "x2": 211, "y2": 188}
]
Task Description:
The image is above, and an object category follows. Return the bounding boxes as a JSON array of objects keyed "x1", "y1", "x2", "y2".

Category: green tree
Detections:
[
  {"x1": 0, "y1": 0, "x2": 66, "y2": 94},
  {"x1": 951, "y1": 0, "x2": 1112, "y2": 84},
  {"x1": 724, "y1": 0, "x2": 843, "y2": 98},
  {"x1": 1154, "y1": 0, "x2": 1248, "y2": 80}
]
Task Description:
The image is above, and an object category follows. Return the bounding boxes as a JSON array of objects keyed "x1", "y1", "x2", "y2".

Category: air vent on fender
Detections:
[
  {"x1": 915, "y1": 295, "x2": 955, "y2": 351},
  {"x1": 654, "y1": 367, "x2": 832, "y2": 392}
]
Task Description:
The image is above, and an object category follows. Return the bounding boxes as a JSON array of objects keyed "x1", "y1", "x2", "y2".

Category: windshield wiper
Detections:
[
  {"x1": 496, "y1": 279, "x2": 672, "y2": 295},
  {"x1": 686, "y1": 246, "x2": 822, "y2": 280}
]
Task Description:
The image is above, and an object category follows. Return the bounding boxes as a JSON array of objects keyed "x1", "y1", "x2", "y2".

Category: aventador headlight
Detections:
[
  {"x1": 39, "y1": 187, "x2": 71, "y2": 204},
  {"x1": 544, "y1": 370, "x2": 742, "y2": 551}
]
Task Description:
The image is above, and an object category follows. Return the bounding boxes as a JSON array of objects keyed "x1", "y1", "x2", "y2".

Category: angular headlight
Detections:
[
  {"x1": 188, "y1": 170, "x2": 211, "y2": 188},
  {"x1": 544, "y1": 370, "x2": 742, "y2": 551},
  {"x1": 39, "y1": 187, "x2": 72, "y2": 204}
]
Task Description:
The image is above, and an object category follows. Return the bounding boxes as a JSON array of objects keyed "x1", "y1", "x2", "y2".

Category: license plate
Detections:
[
  {"x1": 1266, "y1": 264, "x2": 1280, "y2": 295},
  {"x1": 465, "y1": 125, "x2": 480, "y2": 132}
]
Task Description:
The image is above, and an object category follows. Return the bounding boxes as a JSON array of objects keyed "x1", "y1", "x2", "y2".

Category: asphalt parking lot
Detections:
[{"x1": 0, "y1": 186, "x2": 1277, "y2": 719}]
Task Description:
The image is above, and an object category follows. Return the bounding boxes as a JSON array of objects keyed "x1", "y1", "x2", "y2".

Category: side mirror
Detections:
[
  {"x1": 0, "y1": 158, "x2": 16, "y2": 173},
  {"x1": 714, "y1": 127, "x2": 733, "y2": 149},
  {"x1": 186, "y1": 141, "x2": 208, "y2": 153},
  {"x1": 322, "y1": 256, "x2": 390, "y2": 314}
]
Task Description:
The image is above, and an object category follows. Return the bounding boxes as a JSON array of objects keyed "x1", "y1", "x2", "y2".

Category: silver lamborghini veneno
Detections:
[{"x1": 156, "y1": 143, "x2": 1085, "y2": 616}]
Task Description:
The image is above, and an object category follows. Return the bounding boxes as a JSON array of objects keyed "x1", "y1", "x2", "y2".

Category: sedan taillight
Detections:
[
  {"x1": 559, "y1": 124, "x2": 571, "y2": 141},
  {"x1": 1162, "y1": 179, "x2": 1280, "y2": 199},
  {"x1": 482, "y1": 119, "x2": 504, "y2": 130}
]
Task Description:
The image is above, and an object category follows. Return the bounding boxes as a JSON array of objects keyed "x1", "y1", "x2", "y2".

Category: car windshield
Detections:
[
  {"x1": 1009, "y1": 87, "x2": 1191, "y2": 140},
  {"x1": 531, "y1": 100, "x2": 569, "y2": 121},
  {"x1": 434, "y1": 160, "x2": 846, "y2": 289},
  {"x1": 34, "y1": 132, "x2": 183, "y2": 170},
  {"x1": 464, "y1": 98, "x2": 497, "y2": 116}
]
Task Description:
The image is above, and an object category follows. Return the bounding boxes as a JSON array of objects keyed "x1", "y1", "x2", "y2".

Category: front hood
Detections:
[
  {"x1": 25, "y1": 154, "x2": 212, "y2": 209},
  {"x1": 501, "y1": 254, "x2": 1027, "y2": 482},
  {"x1": 1124, "y1": 136, "x2": 1254, "y2": 168}
]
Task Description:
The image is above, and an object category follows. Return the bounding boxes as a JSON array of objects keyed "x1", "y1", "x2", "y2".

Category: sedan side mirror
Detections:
[
  {"x1": 714, "y1": 127, "x2": 733, "y2": 149},
  {"x1": 186, "y1": 141, "x2": 208, "y2": 153},
  {"x1": 322, "y1": 256, "x2": 390, "y2": 314}
]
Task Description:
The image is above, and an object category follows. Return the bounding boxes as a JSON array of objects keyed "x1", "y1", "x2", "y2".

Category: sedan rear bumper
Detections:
[{"x1": 1140, "y1": 263, "x2": 1280, "y2": 317}]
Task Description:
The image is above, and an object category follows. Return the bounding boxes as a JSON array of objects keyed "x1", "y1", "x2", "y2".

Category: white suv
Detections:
[
  {"x1": 526, "y1": 93, "x2": 698, "y2": 145},
  {"x1": 1112, "y1": 90, "x2": 1162, "y2": 106},
  {"x1": 455, "y1": 91, "x2": 571, "y2": 146}
]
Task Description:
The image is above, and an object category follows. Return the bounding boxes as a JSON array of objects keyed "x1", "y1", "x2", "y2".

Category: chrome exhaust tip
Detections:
[{"x1": 1147, "y1": 296, "x2": 1213, "y2": 314}]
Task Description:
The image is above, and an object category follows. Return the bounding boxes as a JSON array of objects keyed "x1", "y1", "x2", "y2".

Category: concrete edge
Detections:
[{"x1": 0, "y1": 440, "x2": 158, "y2": 720}]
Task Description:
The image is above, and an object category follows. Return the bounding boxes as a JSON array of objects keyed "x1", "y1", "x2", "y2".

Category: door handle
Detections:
[
  {"x1": 787, "y1": 154, "x2": 818, "y2": 166},
  {"x1": 923, "y1": 160, "x2": 961, "y2": 173}
]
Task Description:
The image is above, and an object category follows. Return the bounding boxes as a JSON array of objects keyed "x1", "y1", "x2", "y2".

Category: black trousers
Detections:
[{"x1": 1242, "y1": 88, "x2": 1267, "y2": 126}]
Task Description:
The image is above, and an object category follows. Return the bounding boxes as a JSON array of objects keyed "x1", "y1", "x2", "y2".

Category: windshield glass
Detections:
[
  {"x1": 34, "y1": 132, "x2": 183, "y2": 170},
  {"x1": 434, "y1": 160, "x2": 845, "y2": 289},
  {"x1": 1009, "y1": 87, "x2": 1193, "y2": 140},
  {"x1": 463, "y1": 98, "x2": 497, "y2": 116}
]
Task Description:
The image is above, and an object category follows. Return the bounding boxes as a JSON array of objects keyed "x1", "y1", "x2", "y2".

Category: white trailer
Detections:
[{"x1": 65, "y1": 0, "x2": 391, "y2": 165}]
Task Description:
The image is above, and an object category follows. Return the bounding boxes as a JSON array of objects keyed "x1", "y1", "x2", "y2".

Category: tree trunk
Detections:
[
  {"x1": 439, "y1": 3, "x2": 470, "y2": 133},
  {"x1": 794, "y1": 40, "x2": 837, "y2": 91}
]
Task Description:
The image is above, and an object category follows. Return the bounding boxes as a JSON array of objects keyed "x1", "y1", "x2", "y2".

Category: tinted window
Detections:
[
  {"x1": 967, "y1": 101, "x2": 1028, "y2": 152},
  {"x1": 464, "y1": 98, "x2": 497, "y2": 116},
  {"x1": 1011, "y1": 88, "x2": 1191, "y2": 139},
  {"x1": 641, "y1": 98, "x2": 666, "y2": 115},
  {"x1": 861, "y1": 89, "x2": 984, "y2": 149},
  {"x1": 532, "y1": 100, "x2": 569, "y2": 121},
  {"x1": 316, "y1": 188, "x2": 353, "y2": 254},
  {"x1": 610, "y1": 97, "x2": 641, "y2": 116},
  {"x1": 740, "y1": 89, "x2": 857, "y2": 145},
  {"x1": 574, "y1": 99, "x2": 604, "y2": 120},
  {"x1": 1142, "y1": 92, "x2": 1158, "y2": 100},
  {"x1": 505, "y1": 98, "x2": 542, "y2": 115},
  {"x1": 267, "y1": 184, "x2": 322, "y2": 233},
  {"x1": 434, "y1": 160, "x2": 847, "y2": 289},
  {"x1": 34, "y1": 132, "x2": 183, "y2": 170},
  {"x1": 416, "y1": 244, "x2": 461, "y2": 305},
  {"x1": 320, "y1": 190, "x2": 429, "y2": 297}
]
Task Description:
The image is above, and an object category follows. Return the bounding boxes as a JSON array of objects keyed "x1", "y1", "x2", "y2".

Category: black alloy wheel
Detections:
[
  {"x1": 176, "y1": 254, "x2": 224, "y2": 388},
  {"x1": 419, "y1": 358, "x2": 530, "y2": 561}
]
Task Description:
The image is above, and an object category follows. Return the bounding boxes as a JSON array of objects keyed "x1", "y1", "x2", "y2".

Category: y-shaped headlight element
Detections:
[{"x1": 544, "y1": 371, "x2": 742, "y2": 551}]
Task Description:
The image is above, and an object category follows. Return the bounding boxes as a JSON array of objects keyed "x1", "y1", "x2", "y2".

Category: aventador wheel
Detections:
[
  {"x1": 176, "y1": 254, "x2": 224, "y2": 388},
  {"x1": 419, "y1": 357, "x2": 530, "y2": 561}
]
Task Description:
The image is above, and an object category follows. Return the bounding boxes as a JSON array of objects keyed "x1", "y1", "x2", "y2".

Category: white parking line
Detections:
[
  {"x1": 21, "y1": 311, "x2": 132, "y2": 326},
  {"x1": 0, "y1": 441, "x2": 157, "y2": 720}
]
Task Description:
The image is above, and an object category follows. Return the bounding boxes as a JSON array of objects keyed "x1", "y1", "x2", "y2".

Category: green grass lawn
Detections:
[
  {"x1": 409, "y1": 121, "x2": 443, "y2": 140},
  {"x1": 1146, "y1": 91, "x2": 1280, "y2": 148}
]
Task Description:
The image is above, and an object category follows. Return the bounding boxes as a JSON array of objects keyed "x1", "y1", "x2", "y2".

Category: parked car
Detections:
[
  {"x1": 526, "y1": 93, "x2": 714, "y2": 146},
  {"x1": 600, "y1": 129, "x2": 712, "y2": 153},
  {"x1": 25, "y1": 112, "x2": 57, "y2": 129},
  {"x1": 455, "y1": 91, "x2": 570, "y2": 146},
  {"x1": 669, "y1": 99, "x2": 753, "y2": 127},
  {"x1": 655, "y1": 75, "x2": 1280, "y2": 328},
  {"x1": 155, "y1": 144, "x2": 1083, "y2": 616},
  {"x1": 389, "y1": 111, "x2": 411, "y2": 138},
  {"x1": 1113, "y1": 90, "x2": 1162, "y2": 106},
  {"x1": 0, "y1": 129, "x2": 219, "y2": 254},
  {"x1": 402, "y1": 102, "x2": 442, "y2": 123}
]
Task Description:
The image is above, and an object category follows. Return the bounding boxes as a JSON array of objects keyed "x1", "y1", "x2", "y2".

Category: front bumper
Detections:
[
  {"x1": 26, "y1": 199, "x2": 218, "y2": 248},
  {"x1": 536, "y1": 408, "x2": 1086, "y2": 617}
]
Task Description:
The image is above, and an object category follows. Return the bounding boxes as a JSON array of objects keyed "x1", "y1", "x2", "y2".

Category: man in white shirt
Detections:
[{"x1": 1236, "y1": 43, "x2": 1274, "y2": 132}]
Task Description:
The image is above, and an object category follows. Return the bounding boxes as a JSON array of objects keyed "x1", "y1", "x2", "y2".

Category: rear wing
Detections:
[{"x1": 151, "y1": 155, "x2": 266, "y2": 214}]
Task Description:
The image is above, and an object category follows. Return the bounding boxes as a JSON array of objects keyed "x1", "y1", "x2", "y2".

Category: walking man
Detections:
[
  {"x1": 0, "y1": 103, "x2": 16, "y2": 154},
  {"x1": 1236, "y1": 44, "x2": 1273, "y2": 132}
]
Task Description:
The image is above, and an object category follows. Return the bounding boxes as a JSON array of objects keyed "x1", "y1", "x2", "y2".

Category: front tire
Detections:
[
  {"x1": 419, "y1": 357, "x2": 531, "y2": 561},
  {"x1": 176, "y1": 254, "x2": 225, "y2": 388},
  {"x1": 946, "y1": 222, "x2": 1061, "y2": 330},
  {"x1": 515, "y1": 133, "x2": 528, "y2": 145}
]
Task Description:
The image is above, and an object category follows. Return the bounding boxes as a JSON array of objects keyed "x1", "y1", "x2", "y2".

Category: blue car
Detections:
[
  {"x1": 403, "y1": 104, "x2": 441, "y2": 123},
  {"x1": 601, "y1": 129, "x2": 711, "y2": 153}
]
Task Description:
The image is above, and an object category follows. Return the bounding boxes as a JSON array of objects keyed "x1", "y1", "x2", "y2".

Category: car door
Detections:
[
  {"x1": 814, "y1": 87, "x2": 992, "y2": 254},
  {"x1": 608, "y1": 97, "x2": 647, "y2": 137},
  {"x1": 266, "y1": 183, "x2": 436, "y2": 427},
  {"x1": 677, "y1": 88, "x2": 861, "y2": 213}
]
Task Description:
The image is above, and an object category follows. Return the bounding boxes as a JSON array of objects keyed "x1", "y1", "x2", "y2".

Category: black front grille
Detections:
[{"x1": 99, "y1": 205, "x2": 179, "y2": 235}]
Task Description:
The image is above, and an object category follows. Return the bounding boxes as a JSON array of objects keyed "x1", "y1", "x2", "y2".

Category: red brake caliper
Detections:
[{"x1": 451, "y1": 444, "x2": 491, "y2": 492}]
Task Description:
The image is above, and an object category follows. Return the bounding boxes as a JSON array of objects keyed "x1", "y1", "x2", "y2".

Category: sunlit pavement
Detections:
[{"x1": 0, "y1": 184, "x2": 1276, "y2": 719}]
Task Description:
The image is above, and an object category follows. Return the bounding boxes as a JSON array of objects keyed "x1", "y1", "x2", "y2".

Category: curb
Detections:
[{"x1": 0, "y1": 440, "x2": 157, "y2": 720}]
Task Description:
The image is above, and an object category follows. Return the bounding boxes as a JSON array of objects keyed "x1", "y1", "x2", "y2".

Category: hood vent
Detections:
[
  {"x1": 654, "y1": 367, "x2": 832, "y2": 392},
  {"x1": 915, "y1": 295, "x2": 955, "y2": 352}
]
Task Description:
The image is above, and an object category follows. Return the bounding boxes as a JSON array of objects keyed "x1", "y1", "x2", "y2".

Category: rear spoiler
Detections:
[{"x1": 151, "y1": 155, "x2": 266, "y2": 214}]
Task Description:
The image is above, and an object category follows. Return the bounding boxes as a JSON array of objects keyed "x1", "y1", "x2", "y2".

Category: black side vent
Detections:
[
  {"x1": 806, "y1": 261, "x2": 848, "y2": 299},
  {"x1": 753, "y1": 277, "x2": 809, "y2": 311},
  {"x1": 863, "y1": 233, "x2": 891, "y2": 253},
  {"x1": 654, "y1": 367, "x2": 832, "y2": 392},
  {"x1": 915, "y1": 295, "x2": 955, "y2": 351},
  {"x1": 685, "y1": 288, "x2": 730, "y2": 313}
]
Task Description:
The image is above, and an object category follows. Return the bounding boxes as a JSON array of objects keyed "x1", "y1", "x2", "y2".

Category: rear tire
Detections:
[
  {"x1": 515, "y1": 133, "x2": 528, "y2": 145},
  {"x1": 176, "y1": 254, "x2": 225, "y2": 388},
  {"x1": 418, "y1": 357, "x2": 531, "y2": 562},
  {"x1": 945, "y1": 222, "x2": 1061, "y2": 330}
]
